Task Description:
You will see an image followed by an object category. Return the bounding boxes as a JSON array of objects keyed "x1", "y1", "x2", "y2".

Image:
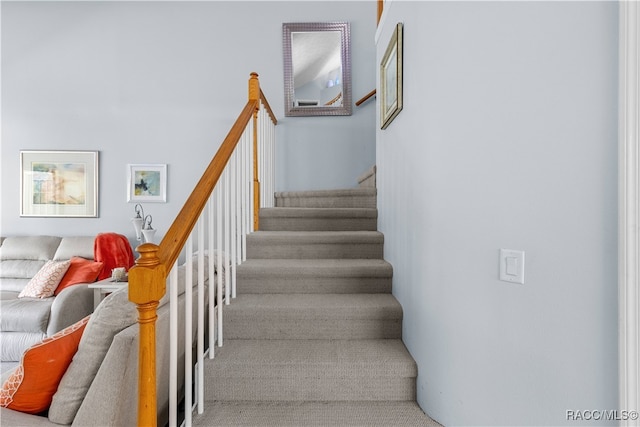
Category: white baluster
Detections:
[
  {"x1": 197, "y1": 218, "x2": 205, "y2": 414},
  {"x1": 207, "y1": 197, "x2": 215, "y2": 359},
  {"x1": 184, "y1": 235, "x2": 193, "y2": 426},
  {"x1": 216, "y1": 177, "x2": 223, "y2": 346}
]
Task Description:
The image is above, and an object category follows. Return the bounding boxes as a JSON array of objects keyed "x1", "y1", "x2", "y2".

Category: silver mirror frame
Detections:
[{"x1": 282, "y1": 22, "x2": 352, "y2": 117}]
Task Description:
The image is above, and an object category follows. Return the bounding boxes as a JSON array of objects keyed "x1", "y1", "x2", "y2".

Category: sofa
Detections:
[
  {"x1": 0, "y1": 256, "x2": 206, "y2": 426},
  {"x1": 0, "y1": 236, "x2": 99, "y2": 362}
]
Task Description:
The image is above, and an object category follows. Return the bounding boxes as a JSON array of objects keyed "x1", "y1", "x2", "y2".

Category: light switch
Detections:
[
  {"x1": 505, "y1": 257, "x2": 518, "y2": 275},
  {"x1": 499, "y1": 249, "x2": 525, "y2": 284}
]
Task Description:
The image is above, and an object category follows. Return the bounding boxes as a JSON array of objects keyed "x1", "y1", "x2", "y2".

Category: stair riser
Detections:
[
  {"x1": 205, "y1": 378, "x2": 416, "y2": 402},
  {"x1": 225, "y1": 318, "x2": 402, "y2": 340},
  {"x1": 247, "y1": 243, "x2": 383, "y2": 259},
  {"x1": 237, "y1": 277, "x2": 392, "y2": 294},
  {"x1": 260, "y1": 217, "x2": 377, "y2": 232}
]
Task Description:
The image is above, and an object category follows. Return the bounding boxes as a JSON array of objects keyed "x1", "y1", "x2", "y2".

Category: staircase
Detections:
[{"x1": 193, "y1": 188, "x2": 440, "y2": 426}]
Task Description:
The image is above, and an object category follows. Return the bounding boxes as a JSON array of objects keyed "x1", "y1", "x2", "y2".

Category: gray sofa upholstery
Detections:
[
  {"x1": 0, "y1": 236, "x2": 97, "y2": 362},
  {"x1": 0, "y1": 258, "x2": 205, "y2": 426}
]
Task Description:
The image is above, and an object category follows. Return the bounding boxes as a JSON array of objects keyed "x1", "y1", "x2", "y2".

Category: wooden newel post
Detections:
[
  {"x1": 128, "y1": 243, "x2": 166, "y2": 427},
  {"x1": 249, "y1": 72, "x2": 261, "y2": 230}
]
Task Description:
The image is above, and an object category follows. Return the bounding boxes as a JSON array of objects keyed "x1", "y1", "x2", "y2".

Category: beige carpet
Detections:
[
  {"x1": 193, "y1": 401, "x2": 442, "y2": 427},
  {"x1": 193, "y1": 189, "x2": 440, "y2": 426}
]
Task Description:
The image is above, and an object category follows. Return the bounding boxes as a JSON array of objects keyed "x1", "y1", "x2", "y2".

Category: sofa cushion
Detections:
[
  {"x1": 0, "y1": 236, "x2": 61, "y2": 261},
  {"x1": 18, "y1": 260, "x2": 70, "y2": 299},
  {"x1": 0, "y1": 260, "x2": 47, "y2": 297},
  {"x1": 0, "y1": 316, "x2": 89, "y2": 414},
  {"x1": 48, "y1": 287, "x2": 137, "y2": 425},
  {"x1": 0, "y1": 287, "x2": 27, "y2": 300},
  {"x1": 0, "y1": 299, "x2": 52, "y2": 333},
  {"x1": 1, "y1": 333, "x2": 48, "y2": 362},
  {"x1": 55, "y1": 257, "x2": 103, "y2": 296},
  {"x1": 0, "y1": 260, "x2": 47, "y2": 280},
  {"x1": 53, "y1": 237, "x2": 95, "y2": 261}
]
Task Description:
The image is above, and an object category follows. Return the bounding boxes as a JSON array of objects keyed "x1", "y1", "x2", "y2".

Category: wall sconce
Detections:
[
  {"x1": 131, "y1": 204, "x2": 145, "y2": 241},
  {"x1": 131, "y1": 204, "x2": 156, "y2": 243},
  {"x1": 141, "y1": 214, "x2": 156, "y2": 244}
]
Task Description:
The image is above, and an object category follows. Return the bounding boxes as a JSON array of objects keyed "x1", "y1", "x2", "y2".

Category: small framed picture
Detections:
[
  {"x1": 127, "y1": 164, "x2": 167, "y2": 203},
  {"x1": 20, "y1": 150, "x2": 99, "y2": 217},
  {"x1": 380, "y1": 22, "x2": 403, "y2": 130}
]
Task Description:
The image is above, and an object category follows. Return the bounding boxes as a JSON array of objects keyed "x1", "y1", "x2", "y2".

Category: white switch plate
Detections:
[{"x1": 499, "y1": 249, "x2": 525, "y2": 284}]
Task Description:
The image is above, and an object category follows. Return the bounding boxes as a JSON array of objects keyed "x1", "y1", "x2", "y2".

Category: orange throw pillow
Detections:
[
  {"x1": 0, "y1": 315, "x2": 90, "y2": 414},
  {"x1": 55, "y1": 257, "x2": 104, "y2": 295}
]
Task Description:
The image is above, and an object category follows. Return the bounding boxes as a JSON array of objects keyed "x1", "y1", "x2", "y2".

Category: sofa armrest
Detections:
[
  {"x1": 72, "y1": 327, "x2": 138, "y2": 427},
  {"x1": 47, "y1": 285, "x2": 94, "y2": 336}
]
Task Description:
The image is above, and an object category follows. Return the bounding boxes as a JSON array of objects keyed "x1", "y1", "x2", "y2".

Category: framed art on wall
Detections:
[
  {"x1": 380, "y1": 22, "x2": 404, "y2": 130},
  {"x1": 20, "y1": 150, "x2": 99, "y2": 217},
  {"x1": 127, "y1": 164, "x2": 167, "y2": 203}
]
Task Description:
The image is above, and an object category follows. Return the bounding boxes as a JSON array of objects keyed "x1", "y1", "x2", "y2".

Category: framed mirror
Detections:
[{"x1": 282, "y1": 22, "x2": 352, "y2": 117}]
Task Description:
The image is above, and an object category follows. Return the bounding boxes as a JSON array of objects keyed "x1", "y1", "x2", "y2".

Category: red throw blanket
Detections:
[{"x1": 94, "y1": 233, "x2": 135, "y2": 280}]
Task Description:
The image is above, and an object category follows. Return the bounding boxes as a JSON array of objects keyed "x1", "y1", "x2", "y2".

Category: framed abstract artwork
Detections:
[
  {"x1": 380, "y1": 23, "x2": 404, "y2": 129},
  {"x1": 20, "y1": 150, "x2": 99, "y2": 217},
  {"x1": 127, "y1": 164, "x2": 167, "y2": 203}
]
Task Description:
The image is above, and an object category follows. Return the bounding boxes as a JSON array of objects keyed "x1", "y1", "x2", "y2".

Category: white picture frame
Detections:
[
  {"x1": 20, "y1": 150, "x2": 99, "y2": 217},
  {"x1": 127, "y1": 164, "x2": 167, "y2": 203}
]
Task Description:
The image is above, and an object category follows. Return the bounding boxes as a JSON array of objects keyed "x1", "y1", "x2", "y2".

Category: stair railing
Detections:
[
  {"x1": 128, "y1": 72, "x2": 277, "y2": 427},
  {"x1": 355, "y1": 89, "x2": 376, "y2": 107}
]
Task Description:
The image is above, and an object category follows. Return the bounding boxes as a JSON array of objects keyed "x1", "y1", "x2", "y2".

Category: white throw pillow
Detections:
[{"x1": 18, "y1": 260, "x2": 71, "y2": 298}]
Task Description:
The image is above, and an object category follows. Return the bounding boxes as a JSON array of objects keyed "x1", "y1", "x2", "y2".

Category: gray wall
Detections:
[
  {"x1": 376, "y1": 1, "x2": 618, "y2": 426},
  {"x1": 1, "y1": 1, "x2": 376, "y2": 239}
]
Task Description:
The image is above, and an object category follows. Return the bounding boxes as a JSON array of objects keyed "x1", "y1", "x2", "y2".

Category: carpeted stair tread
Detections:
[
  {"x1": 247, "y1": 230, "x2": 383, "y2": 243},
  {"x1": 226, "y1": 293, "x2": 402, "y2": 319},
  {"x1": 238, "y1": 259, "x2": 392, "y2": 277},
  {"x1": 274, "y1": 188, "x2": 377, "y2": 209},
  {"x1": 260, "y1": 207, "x2": 377, "y2": 219},
  {"x1": 260, "y1": 207, "x2": 378, "y2": 231},
  {"x1": 204, "y1": 340, "x2": 417, "y2": 402},
  {"x1": 237, "y1": 259, "x2": 393, "y2": 294},
  {"x1": 193, "y1": 401, "x2": 441, "y2": 427},
  {"x1": 274, "y1": 188, "x2": 377, "y2": 199},
  {"x1": 207, "y1": 339, "x2": 416, "y2": 378},
  {"x1": 246, "y1": 231, "x2": 384, "y2": 259},
  {"x1": 224, "y1": 294, "x2": 403, "y2": 339}
]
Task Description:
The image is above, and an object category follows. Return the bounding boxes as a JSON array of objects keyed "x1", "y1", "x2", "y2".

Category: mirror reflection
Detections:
[
  {"x1": 283, "y1": 22, "x2": 352, "y2": 116},
  {"x1": 291, "y1": 31, "x2": 342, "y2": 107}
]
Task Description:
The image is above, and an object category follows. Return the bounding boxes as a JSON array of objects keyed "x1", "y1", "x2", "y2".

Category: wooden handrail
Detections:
[
  {"x1": 355, "y1": 89, "x2": 376, "y2": 107},
  {"x1": 260, "y1": 89, "x2": 277, "y2": 125},
  {"x1": 129, "y1": 72, "x2": 274, "y2": 426},
  {"x1": 325, "y1": 92, "x2": 343, "y2": 106},
  {"x1": 157, "y1": 101, "x2": 258, "y2": 269}
]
